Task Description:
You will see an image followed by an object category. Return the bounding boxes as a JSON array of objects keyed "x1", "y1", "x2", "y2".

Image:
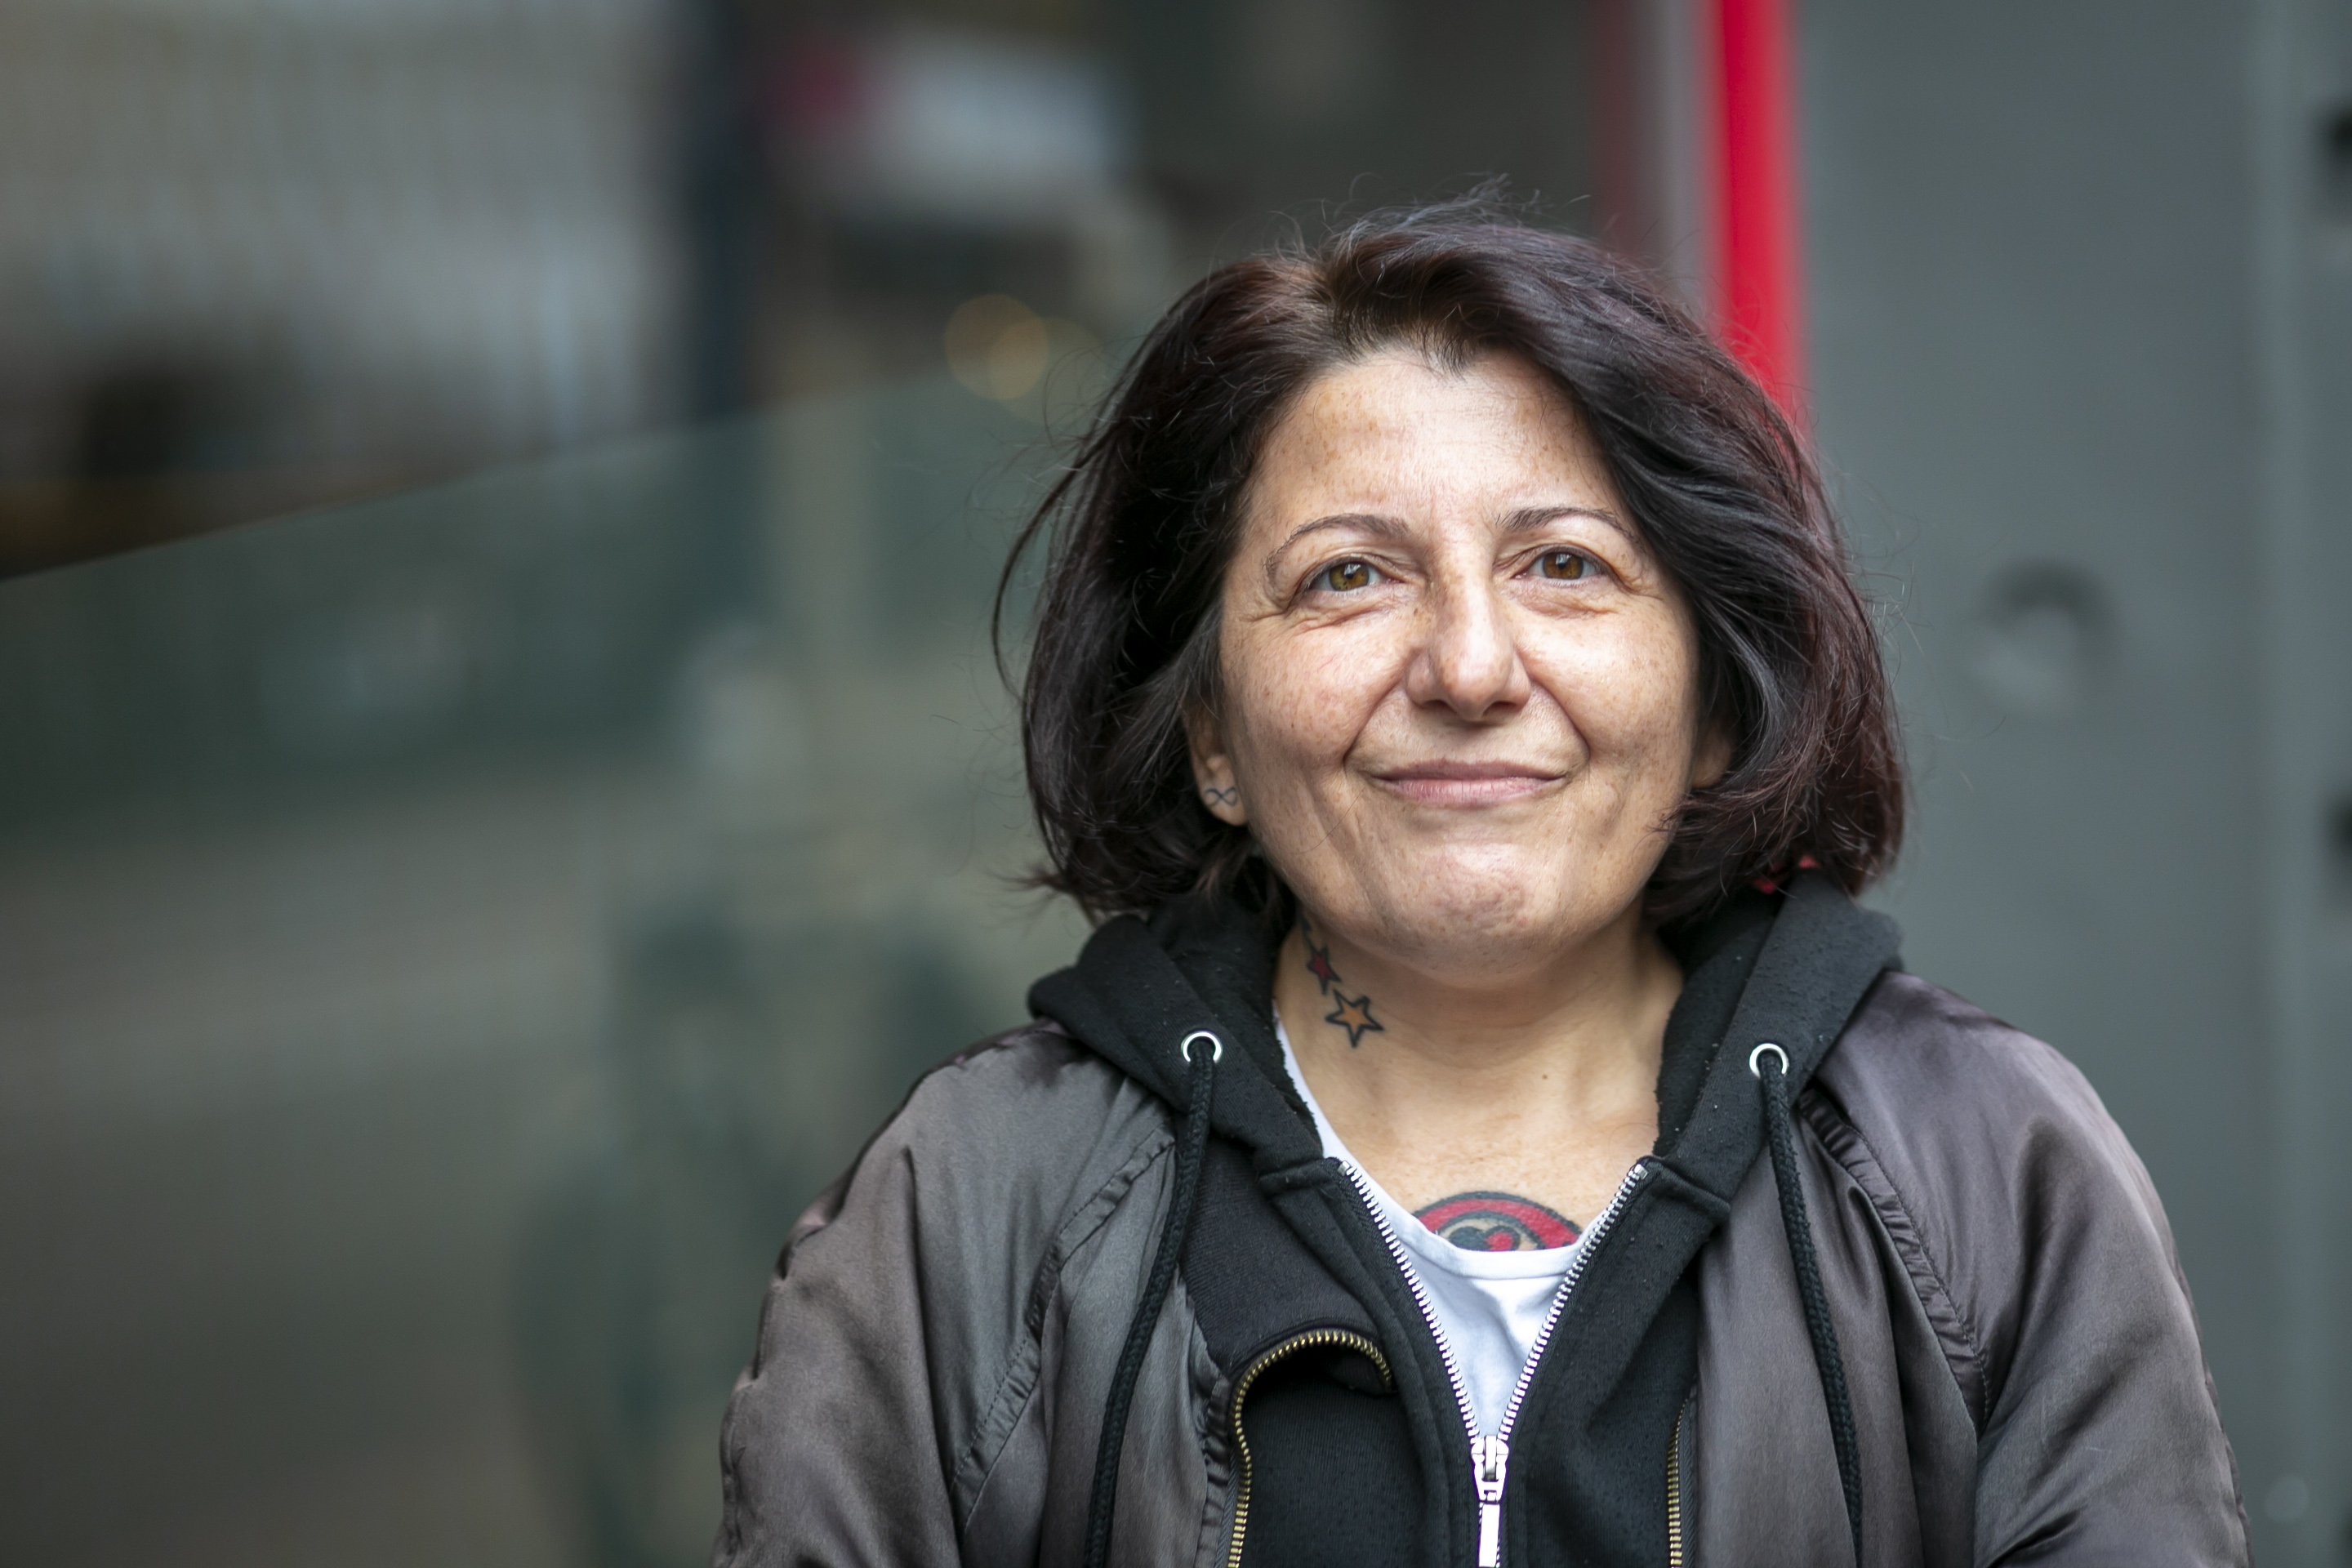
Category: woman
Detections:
[{"x1": 715, "y1": 212, "x2": 2247, "y2": 1566}]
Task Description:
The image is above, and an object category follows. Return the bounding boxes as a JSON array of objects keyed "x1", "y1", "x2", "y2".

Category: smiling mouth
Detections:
[{"x1": 1370, "y1": 762, "x2": 1564, "y2": 808}]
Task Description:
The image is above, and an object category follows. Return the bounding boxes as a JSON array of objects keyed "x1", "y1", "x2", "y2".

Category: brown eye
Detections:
[
  {"x1": 1537, "y1": 550, "x2": 1588, "y2": 581},
  {"x1": 1316, "y1": 559, "x2": 1378, "y2": 591}
]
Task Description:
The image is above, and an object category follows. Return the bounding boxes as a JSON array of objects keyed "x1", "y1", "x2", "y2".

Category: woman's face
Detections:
[{"x1": 1192, "y1": 347, "x2": 1726, "y2": 978}]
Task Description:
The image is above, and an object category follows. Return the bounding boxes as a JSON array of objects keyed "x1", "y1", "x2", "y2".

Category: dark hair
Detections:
[{"x1": 996, "y1": 204, "x2": 1902, "y2": 929}]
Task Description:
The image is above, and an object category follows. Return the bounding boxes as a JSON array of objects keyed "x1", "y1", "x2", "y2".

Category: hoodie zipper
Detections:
[
  {"x1": 1342, "y1": 1156, "x2": 1654, "y2": 1567},
  {"x1": 1223, "y1": 1329, "x2": 1393, "y2": 1568},
  {"x1": 1665, "y1": 1395, "x2": 1690, "y2": 1566}
]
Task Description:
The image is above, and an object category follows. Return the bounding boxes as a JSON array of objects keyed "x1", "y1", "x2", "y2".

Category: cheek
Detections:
[
  {"x1": 1539, "y1": 613, "x2": 1705, "y2": 763},
  {"x1": 1221, "y1": 629, "x2": 1387, "y2": 785}
]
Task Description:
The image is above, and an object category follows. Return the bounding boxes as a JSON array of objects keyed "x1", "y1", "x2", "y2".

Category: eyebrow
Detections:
[
  {"x1": 1271, "y1": 511, "x2": 1413, "y2": 555},
  {"x1": 1267, "y1": 504, "x2": 1631, "y2": 564},
  {"x1": 1502, "y1": 504, "x2": 1628, "y2": 537}
]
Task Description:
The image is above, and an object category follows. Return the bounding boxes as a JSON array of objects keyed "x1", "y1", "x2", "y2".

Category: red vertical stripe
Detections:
[{"x1": 1711, "y1": 0, "x2": 1806, "y2": 419}]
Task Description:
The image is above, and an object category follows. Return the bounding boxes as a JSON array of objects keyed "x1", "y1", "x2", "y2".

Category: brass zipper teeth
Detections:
[
  {"x1": 1665, "y1": 1397, "x2": 1689, "y2": 1567},
  {"x1": 1224, "y1": 1329, "x2": 1392, "y2": 1568}
]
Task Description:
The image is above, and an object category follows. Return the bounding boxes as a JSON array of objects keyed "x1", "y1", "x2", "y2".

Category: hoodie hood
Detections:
[
  {"x1": 1028, "y1": 894, "x2": 1313, "y2": 1169},
  {"x1": 1027, "y1": 870, "x2": 1902, "y2": 1187}
]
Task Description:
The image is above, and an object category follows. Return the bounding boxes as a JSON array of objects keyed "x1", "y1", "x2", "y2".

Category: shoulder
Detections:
[
  {"x1": 791, "y1": 1019, "x2": 1174, "y2": 1263},
  {"x1": 902, "y1": 1018, "x2": 1141, "y2": 1138},
  {"x1": 1815, "y1": 970, "x2": 2155, "y2": 1218},
  {"x1": 1818, "y1": 972, "x2": 2136, "y2": 1164},
  {"x1": 890, "y1": 1018, "x2": 1168, "y2": 1175},
  {"x1": 1809, "y1": 971, "x2": 2189, "y2": 1419}
]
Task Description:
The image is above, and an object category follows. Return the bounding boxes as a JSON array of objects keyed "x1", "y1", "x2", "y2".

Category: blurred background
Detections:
[{"x1": 0, "y1": 0, "x2": 2345, "y2": 1563}]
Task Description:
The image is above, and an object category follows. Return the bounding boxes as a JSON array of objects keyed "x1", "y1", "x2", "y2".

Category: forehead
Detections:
[{"x1": 1245, "y1": 348, "x2": 1612, "y2": 526}]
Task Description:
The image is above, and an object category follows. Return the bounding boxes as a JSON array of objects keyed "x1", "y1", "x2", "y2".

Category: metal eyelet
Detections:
[
  {"x1": 1748, "y1": 1042, "x2": 1789, "y2": 1079},
  {"x1": 1181, "y1": 1030, "x2": 1225, "y2": 1065}
]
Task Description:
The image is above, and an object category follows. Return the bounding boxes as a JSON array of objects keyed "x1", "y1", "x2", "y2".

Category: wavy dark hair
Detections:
[{"x1": 996, "y1": 204, "x2": 1902, "y2": 930}]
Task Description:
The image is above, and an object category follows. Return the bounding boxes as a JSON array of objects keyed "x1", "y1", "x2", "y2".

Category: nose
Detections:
[{"x1": 1404, "y1": 574, "x2": 1530, "y2": 721}]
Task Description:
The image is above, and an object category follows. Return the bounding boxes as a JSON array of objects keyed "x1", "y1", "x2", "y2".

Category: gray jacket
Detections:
[{"x1": 715, "y1": 883, "x2": 2248, "y2": 1566}]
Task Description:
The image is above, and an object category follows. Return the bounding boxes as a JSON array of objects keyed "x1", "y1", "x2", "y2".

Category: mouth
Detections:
[{"x1": 1369, "y1": 760, "x2": 1565, "y2": 808}]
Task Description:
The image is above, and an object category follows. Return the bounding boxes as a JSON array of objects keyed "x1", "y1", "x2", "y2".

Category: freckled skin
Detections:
[{"x1": 1188, "y1": 349, "x2": 1729, "y2": 1236}]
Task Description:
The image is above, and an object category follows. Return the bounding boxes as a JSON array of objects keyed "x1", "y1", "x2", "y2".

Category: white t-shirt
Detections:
[{"x1": 1276, "y1": 1014, "x2": 1583, "y2": 1437}]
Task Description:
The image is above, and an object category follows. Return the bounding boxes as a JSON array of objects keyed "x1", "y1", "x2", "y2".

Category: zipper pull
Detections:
[{"x1": 1470, "y1": 1433, "x2": 1509, "y2": 1566}]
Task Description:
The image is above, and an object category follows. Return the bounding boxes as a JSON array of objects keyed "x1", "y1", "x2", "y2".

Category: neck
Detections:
[{"x1": 1274, "y1": 902, "x2": 1678, "y2": 1180}]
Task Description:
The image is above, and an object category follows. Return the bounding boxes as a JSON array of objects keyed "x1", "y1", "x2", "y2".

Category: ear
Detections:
[
  {"x1": 1690, "y1": 715, "x2": 1735, "y2": 791},
  {"x1": 1184, "y1": 705, "x2": 1249, "y2": 826}
]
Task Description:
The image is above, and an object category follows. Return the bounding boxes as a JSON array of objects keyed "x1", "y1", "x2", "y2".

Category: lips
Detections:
[{"x1": 1370, "y1": 760, "x2": 1563, "y2": 807}]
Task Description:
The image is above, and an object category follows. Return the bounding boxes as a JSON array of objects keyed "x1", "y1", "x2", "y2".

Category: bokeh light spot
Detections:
[{"x1": 945, "y1": 295, "x2": 1051, "y2": 401}]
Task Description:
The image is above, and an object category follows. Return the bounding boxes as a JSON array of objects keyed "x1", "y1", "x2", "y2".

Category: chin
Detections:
[{"x1": 1362, "y1": 853, "x2": 1632, "y2": 976}]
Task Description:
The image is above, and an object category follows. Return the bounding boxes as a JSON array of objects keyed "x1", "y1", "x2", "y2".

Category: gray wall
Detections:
[{"x1": 1804, "y1": 1, "x2": 2352, "y2": 1560}]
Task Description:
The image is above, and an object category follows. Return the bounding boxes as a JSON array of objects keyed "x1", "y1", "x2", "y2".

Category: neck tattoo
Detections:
[
  {"x1": 1298, "y1": 912, "x2": 1384, "y2": 1048},
  {"x1": 1295, "y1": 915, "x2": 1577, "y2": 1252}
]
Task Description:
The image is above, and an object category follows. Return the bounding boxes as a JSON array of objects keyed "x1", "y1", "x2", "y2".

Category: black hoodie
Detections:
[{"x1": 1029, "y1": 874, "x2": 1897, "y2": 1566}]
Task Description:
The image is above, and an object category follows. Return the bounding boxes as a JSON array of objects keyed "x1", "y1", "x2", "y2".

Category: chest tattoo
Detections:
[{"x1": 1414, "y1": 1192, "x2": 1582, "y2": 1251}]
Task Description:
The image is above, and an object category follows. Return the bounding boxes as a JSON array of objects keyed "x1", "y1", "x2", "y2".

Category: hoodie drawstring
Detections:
[
  {"x1": 1082, "y1": 1030, "x2": 1222, "y2": 1568},
  {"x1": 1750, "y1": 1042, "x2": 1864, "y2": 1566}
]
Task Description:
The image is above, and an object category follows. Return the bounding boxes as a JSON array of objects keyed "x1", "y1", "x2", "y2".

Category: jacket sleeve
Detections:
[
  {"x1": 1834, "y1": 977, "x2": 2251, "y2": 1566},
  {"x1": 714, "y1": 1119, "x2": 964, "y2": 1568},
  {"x1": 711, "y1": 1027, "x2": 1169, "y2": 1568},
  {"x1": 1962, "y1": 1030, "x2": 2250, "y2": 1566}
]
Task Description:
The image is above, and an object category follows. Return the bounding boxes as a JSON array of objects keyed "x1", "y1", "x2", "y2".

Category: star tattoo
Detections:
[
  {"x1": 1298, "y1": 913, "x2": 1382, "y2": 1045},
  {"x1": 1325, "y1": 990, "x2": 1383, "y2": 1048},
  {"x1": 1303, "y1": 930, "x2": 1340, "y2": 994}
]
